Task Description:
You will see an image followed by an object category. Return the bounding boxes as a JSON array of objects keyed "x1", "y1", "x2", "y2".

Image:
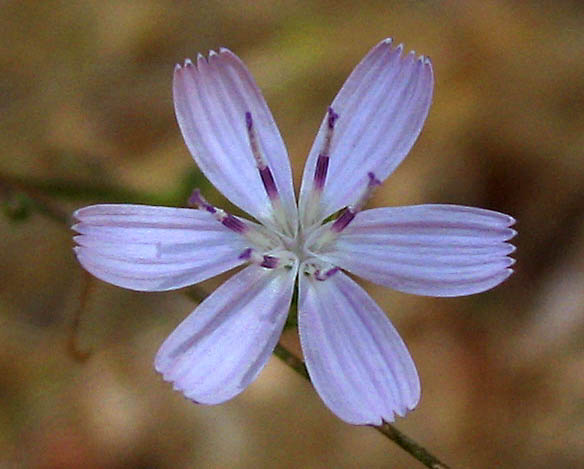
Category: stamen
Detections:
[
  {"x1": 245, "y1": 111, "x2": 295, "y2": 235},
  {"x1": 259, "y1": 166, "x2": 278, "y2": 200},
  {"x1": 303, "y1": 262, "x2": 340, "y2": 281},
  {"x1": 238, "y1": 248, "x2": 290, "y2": 270},
  {"x1": 367, "y1": 171, "x2": 381, "y2": 186},
  {"x1": 189, "y1": 189, "x2": 247, "y2": 234},
  {"x1": 331, "y1": 208, "x2": 355, "y2": 233},
  {"x1": 188, "y1": 188, "x2": 215, "y2": 213},
  {"x1": 189, "y1": 189, "x2": 281, "y2": 251},
  {"x1": 260, "y1": 255, "x2": 279, "y2": 269},
  {"x1": 238, "y1": 247, "x2": 253, "y2": 260},
  {"x1": 245, "y1": 111, "x2": 280, "y2": 201},
  {"x1": 245, "y1": 112, "x2": 265, "y2": 169},
  {"x1": 327, "y1": 106, "x2": 339, "y2": 129},
  {"x1": 313, "y1": 107, "x2": 339, "y2": 190},
  {"x1": 314, "y1": 154, "x2": 329, "y2": 191},
  {"x1": 315, "y1": 266, "x2": 339, "y2": 281},
  {"x1": 331, "y1": 171, "x2": 381, "y2": 233},
  {"x1": 301, "y1": 107, "x2": 340, "y2": 228}
]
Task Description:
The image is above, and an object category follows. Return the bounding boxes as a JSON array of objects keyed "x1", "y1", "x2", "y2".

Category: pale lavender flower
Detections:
[{"x1": 72, "y1": 39, "x2": 516, "y2": 425}]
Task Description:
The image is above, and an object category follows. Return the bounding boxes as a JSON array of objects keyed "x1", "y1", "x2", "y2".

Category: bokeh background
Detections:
[{"x1": 1, "y1": 0, "x2": 583, "y2": 467}]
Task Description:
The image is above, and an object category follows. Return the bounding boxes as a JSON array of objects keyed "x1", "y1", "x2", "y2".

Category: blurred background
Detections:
[{"x1": 1, "y1": 0, "x2": 583, "y2": 467}]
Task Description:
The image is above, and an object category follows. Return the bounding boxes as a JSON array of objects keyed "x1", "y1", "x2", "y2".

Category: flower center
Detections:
[{"x1": 188, "y1": 107, "x2": 380, "y2": 281}]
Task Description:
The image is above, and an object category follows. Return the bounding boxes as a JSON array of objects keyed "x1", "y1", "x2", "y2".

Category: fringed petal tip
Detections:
[
  {"x1": 173, "y1": 45, "x2": 298, "y2": 236},
  {"x1": 71, "y1": 204, "x2": 248, "y2": 292},
  {"x1": 72, "y1": 204, "x2": 100, "y2": 224},
  {"x1": 359, "y1": 396, "x2": 420, "y2": 426},
  {"x1": 157, "y1": 367, "x2": 212, "y2": 406},
  {"x1": 174, "y1": 48, "x2": 239, "y2": 70},
  {"x1": 298, "y1": 36, "x2": 434, "y2": 227},
  {"x1": 298, "y1": 268, "x2": 420, "y2": 425},
  {"x1": 316, "y1": 205, "x2": 517, "y2": 298},
  {"x1": 154, "y1": 265, "x2": 297, "y2": 406},
  {"x1": 378, "y1": 37, "x2": 432, "y2": 68}
]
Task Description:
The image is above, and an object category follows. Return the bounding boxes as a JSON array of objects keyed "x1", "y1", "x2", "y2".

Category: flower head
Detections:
[{"x1": 72, "y1": 39, "x2": 516, "y2": 425}]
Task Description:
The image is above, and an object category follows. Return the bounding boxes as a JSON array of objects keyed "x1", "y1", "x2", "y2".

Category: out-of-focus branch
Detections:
[
  {"x1": 0, "y1": 173, "x2": 70, "y2": 225},
  {"x1": 273, "y1": 341, "x2": 450, "y2": 469},
  {"x1": 0, "y1": 172, "x2": 171, "y2": 206},
  {"x1": 68, "y1": 270, "x2": 93, "y2": 362},
  {"x1": 3, "y1": 175, "x2": 451, "y2": 469}
]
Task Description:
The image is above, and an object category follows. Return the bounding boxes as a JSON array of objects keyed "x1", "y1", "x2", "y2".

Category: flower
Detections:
[{"x1": 72, "y1": 38, "x2": 516, "y2": 425}]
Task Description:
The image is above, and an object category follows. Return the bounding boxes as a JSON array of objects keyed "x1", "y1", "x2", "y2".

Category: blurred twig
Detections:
[
  {"x1": 68, "y1": 270, "x2": 93, "y2": 362},
  {"x1": 4, "y1": 176, "x2": 451, "y2": 469},
  {"x1": 0, "y1": 172, "x2": 173, "y2": 206},
  {"x1": 0, "y1": 173, "x2": 70, "y2": 225},
  {"x1": 272, "y1": 341, "x2": 450, "y2": 469}
]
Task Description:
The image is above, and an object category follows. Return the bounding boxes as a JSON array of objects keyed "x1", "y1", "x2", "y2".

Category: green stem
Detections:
[
  {"x1": 0, "y1": 172, "x2": 175, "y2": 206},
  {"x1": 3, "y1": 176, "x2": 451, "y2": 469},
  {"x1": 0, "y1": 173, "x2": 70, "y2": 225},
  {"x1": 273, "y1": 343, "x2": 450, "y2": 468}
]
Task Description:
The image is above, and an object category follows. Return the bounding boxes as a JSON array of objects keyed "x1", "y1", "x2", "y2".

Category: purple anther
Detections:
[
  {"x1": 222, "y1": 214, "x2": 247, "y2": 233},
  {"x1": 245, "y1": 111, "x2": 253, "y2": 131},
  {"x1": 244, "y1": 112, "x2": 265, "y2": 168},
  {"x1": 327, "y1": 107, "x2": 339, "y2": 129},
  {"x1": 260, "y1": 255, "x2": 279, "y2": 269},
  {"x1": 367, "y1": 171, "x2": 381, "y2": 187},
  {"x1": 188, "y1": 189, "x2": 216, "y2": 213},
  {"x1": 331, "y1": 208, "x2": 356, "y2": 233},
  {"x1": 245, "y1": 111, "x2": 282, "y2": 201},
  {"x1": 315, "y1": 266, "x2": 339, "y2": 281},
  {"x1": 313, "y1": 108, "x2": 339, "y2": 190},
  {"x1": 239, "y1": 248, "x2": 253, "y2": 260},
  {"x1": 314, "y1": 153, "x2": 329, "y2": 190},
  {"x1": 259, "y1": 166, "x2": 279, "y2": 200}
]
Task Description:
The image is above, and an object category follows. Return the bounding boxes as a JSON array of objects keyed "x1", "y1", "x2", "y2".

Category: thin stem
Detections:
[
  {"x1": 68, "y1": 270, "x2": 93, "y2": 362},
  {"x1": 0, "y1": 172, "x2": 172, "y2": 206},
  {"x1": 273, "y1": 343, "x2": 450, "y2": 469},
  {"x1": 375, "y1": 423, "x2": 451, "y2": 469},
  {"x1": 4, "y1": 176, "x2": 451, "y2": 469},
  {"x1": 0, "y1": 173, "x2": 70, "y2": 225},
  {"x1": 273, "y1": 343, "x2": 309, "y2": 379}
]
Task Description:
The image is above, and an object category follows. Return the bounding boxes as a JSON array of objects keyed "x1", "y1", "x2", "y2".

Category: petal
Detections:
[
  {"x1": 310, "y1": 205, "x2": 516, "y2": 297},
  {"x1": 73, "y1": 204, "x2": 250, "y2": 291},
  {"x1": 298, "y1": 267, "x2": 420, "y2": 425},
  {"x1": 174, "y1": 49, "x2": 298, "y2": 236},
  {"x1": 155, "y1": 263, "x2": 297, "y2": 404},
  {"x1": 299, "y1": 38, "x2": 433, "y2": 227}
]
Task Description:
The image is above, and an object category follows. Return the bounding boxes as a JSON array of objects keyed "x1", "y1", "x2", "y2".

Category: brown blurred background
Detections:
[{"x1": 1, "y1": 0, "x2": 584, "y2": 467}]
